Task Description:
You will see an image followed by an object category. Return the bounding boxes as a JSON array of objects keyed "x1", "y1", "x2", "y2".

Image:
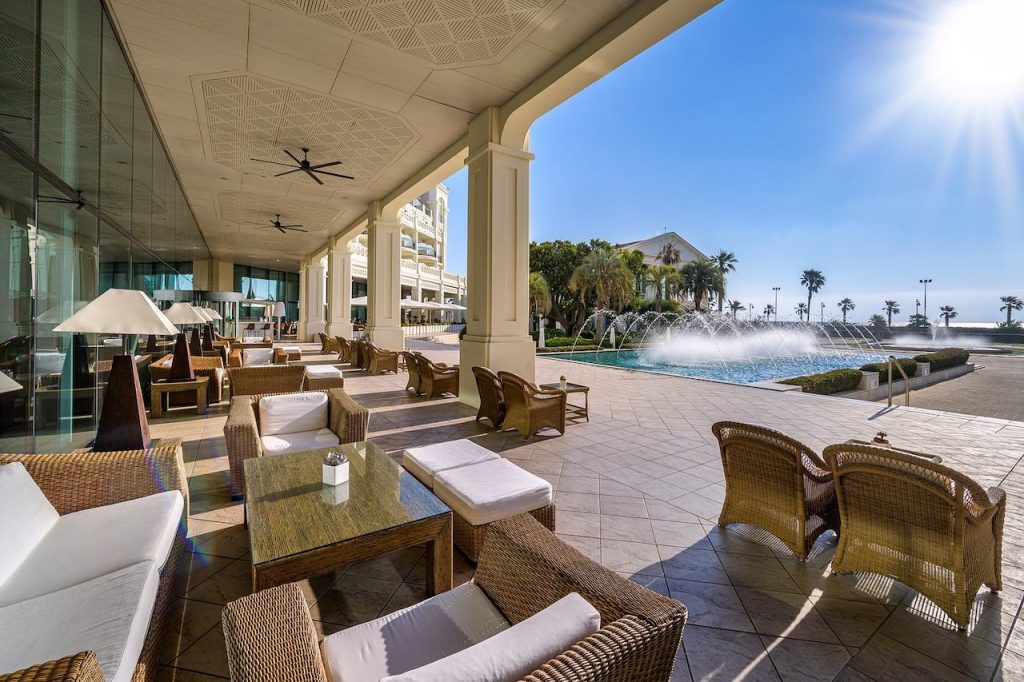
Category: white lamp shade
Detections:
[
  {"x1": 53, "y1": 289, "x2": 179, "y2": 335},
  {"x1": 191, "y1": 305, "x2": 214, "y2": 322},
  {"x1": 204, "y1": 307, "x2": 223, "y2": 320},
  {"x1": 0, "y1": 373, "x2": 22, "y2": 394},
  {"x1": 273, "y1": 302, "x2": 286, "y2": 317},
  {"x1": 164, "y1": 301, "x2": 208, "y2": 324}
]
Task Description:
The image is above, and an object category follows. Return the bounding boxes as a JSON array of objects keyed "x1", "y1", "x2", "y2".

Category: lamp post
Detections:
[
  {"x1": 820, "y1": 301, "x2": 825, "y2": 322},
  {"x1": 772, "y1": 287, "x2": 781, "y2": 322},
  {"x1": 919, "y1": 279, "x2": 932, "y2": 320}
]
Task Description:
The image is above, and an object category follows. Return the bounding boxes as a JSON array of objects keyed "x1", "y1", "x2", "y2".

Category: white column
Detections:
[
  {"x1": 301, "y1": 259, "x2": 326, "y2": 341},
  {"x1": 326, "y1": 240, "x2": 354, "y2": 339},
  {"x1": 459, "y1": 108, "x2": 535, "y2": 405},
  {"x1": 365, "y1": 201, "x2": 405, "y2": 351},
  {"x1": 297, "y1": 259, "x2": 308, "y2": 341}
]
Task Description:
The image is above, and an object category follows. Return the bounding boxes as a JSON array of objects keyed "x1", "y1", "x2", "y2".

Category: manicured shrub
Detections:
[
  {"x1": 912, "y1": 348, "x2": 970, "y2": 371},
  {"x1": 536, "y1": 344, "x2": 599, "y2": 353},
  {"x1": 541, "y1": 336, "x2": 586, "y2": 348},
  {"x1": 780, "y1": 368, "x2": 863, "y2": 395},
  {"x1": 860, "y1": 358, "x2": 918, "y2": 383}
]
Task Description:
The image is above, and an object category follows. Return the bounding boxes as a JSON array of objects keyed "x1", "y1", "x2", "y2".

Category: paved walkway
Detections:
[
  {"x1": 145, "y1": 340, "x2": 1024, "y2": 681},
  {"x1": 885, "y1": 355, "x2": 1024, "y2": 421}
]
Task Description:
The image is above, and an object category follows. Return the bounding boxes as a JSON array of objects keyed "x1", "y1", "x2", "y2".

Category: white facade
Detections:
[{"x1": 616, "y1": 231, "x2": 707, "y2": 304}]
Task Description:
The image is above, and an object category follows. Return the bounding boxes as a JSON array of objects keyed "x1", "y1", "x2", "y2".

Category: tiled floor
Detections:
[{"x1": 151, "y1": 341, "x2": 1024, "y2": 681}]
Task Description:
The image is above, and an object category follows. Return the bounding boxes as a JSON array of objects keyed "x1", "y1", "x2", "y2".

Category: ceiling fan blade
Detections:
[
  {"x1": 276, "y1": 226, "x2": 287, "y2": 234},
  {"x1": 283, "y1": 149, "x2": 301, "y2": 165},
  {"x1": 304, "y1": 168, "x2": 324, "y2": 185},
  {"x1": 310, "y1": 160, "x2": 341, "y2": 169},
  {"x1": 279, "y1": 224, "x2": 303, "y2": 228},
  {"x1": 250, "y1": 158, "x2": 295, "y2": 167},
  {"x1": 315, "y1": 169, "x2": 355, "y2": 180},
  {"x1": 283, "y1": 227, "x2": 308, "y2": 233},
  {"x1": 274, "y1": 168, "x2": 303, "y2": 177}
]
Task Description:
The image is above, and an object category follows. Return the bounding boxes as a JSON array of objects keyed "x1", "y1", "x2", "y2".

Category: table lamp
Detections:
[
  {"x1": 53, "y1": 289, "x2": 179, "y2": 451},
  {"x1": 0, "y1": 372, "x2": 22, "y2": 395},
  {"x1": 164, "y1": 302, "x2": 207, "y2": 379},
  {"x1": 194, "y1": 306, "x2": 215, "y2": 351}
]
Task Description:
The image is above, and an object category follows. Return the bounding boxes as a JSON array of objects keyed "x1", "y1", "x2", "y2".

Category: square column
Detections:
[
  {"x1": 301, "y1": 260, "x2": 326, "y2": 342},
  {"x1": 459, "y1": 110, "x2": 536, "y2": 406},
  {"x1": 326, "y1": 241, "x2": 354, "y2": 339},
  {"x1": 365, "y1": 201, "x2": 405, "y2": 351}
]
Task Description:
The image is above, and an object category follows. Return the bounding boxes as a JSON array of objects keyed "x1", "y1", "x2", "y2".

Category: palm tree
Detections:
[
  {"x1": 656, "y1": 242, "x2": 681, "y2": 266},
  {"x1": 938, "y1": 305, "x2": 957, "y2": 327},
  {"x1": 1000, "y1": 295, "x2": 1023, "y2": 326},
  {"x1": 528, "y1": 272, "x2": 551, "y2": 320},
  {"x1": 838, "y1": 297, "x2": 855, "y2": 323},
  {"x1": 643, "y1": 264, "x2": 679, "y2": 313},
  {"x1": 763, "y1": 304, "x2": 775, "y2": 320},
  {"x1": 680, "y1": 258, "x2": 720, "y2": 312},
  {"x1": 712, "y1": 250, "x2": 737, "y2": 313},
  {"x1": 883, "y1": 300, "x2": 900, "y2": 327},
  {"x1": 794, "y1": 302, "x2": 809, "y2": 321},
  {"x1": 569, "y1": 249, "x2": 634, "y2": 313},
  {"x1": 728, "y1": 300, "x2": 745, "y2": 317},
  {"x1": 800, "y1": 269, "x2": 826, "y2": 317}
]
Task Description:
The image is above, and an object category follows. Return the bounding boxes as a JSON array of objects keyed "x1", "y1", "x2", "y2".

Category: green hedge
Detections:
[
  {"x1": 860, "y1": 358, "x2": 918, "y2": 383},
  {"x1": 912, "y1": 348, "x2": 970, "y2": 371},
  {"x1": 780, "y1": 368, "x2": 863, "y2": 395},
  {"x1": 540, "y1": 336, "x2": 582, "y2": 348},
  {"x1": 537, "y1": 345, "x2": 599, "y2": 353}
]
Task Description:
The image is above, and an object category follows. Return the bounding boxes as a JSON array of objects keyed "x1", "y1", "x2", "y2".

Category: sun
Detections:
[{"x1": 919, "y1": 0, "x2": 1024, "y2": 108}]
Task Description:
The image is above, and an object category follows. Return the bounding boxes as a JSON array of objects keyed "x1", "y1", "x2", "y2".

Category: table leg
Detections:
[
  {"x1": 151, "y1": 387, "x2": 162, "y2": 419},
  {"x1": 584, "y1": 390, "x2": 590, "y2": 422},
  {"x1": 426, "y1": 514, "x2": 453, "y2": 596},
  {"x1": 197, "y1": 381, "x2": 208, "y2": 415}
]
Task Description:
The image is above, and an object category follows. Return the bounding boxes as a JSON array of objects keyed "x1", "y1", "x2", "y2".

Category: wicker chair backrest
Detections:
[
  {"x1": 472, "y1": 365, "x2": 504, "y2": 404},
  {"x1": 403, "y1": 351, "x2": 421, "y2": 375}
]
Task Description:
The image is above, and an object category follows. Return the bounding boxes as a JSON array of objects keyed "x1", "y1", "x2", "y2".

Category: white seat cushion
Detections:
[
  {"x1": 0, "y1": 490, "x2": 183, "y2": 607},
  {"x1": 0, "y1": 561, "x2": 160, "y2": 682},
  {"x1": 242, "y1": 336, "x2": 264, "y2": 344},
  {"x1": 385, "y1": 592, "x2": 600, "y2": 682},
  {"x1": 261, "y1": 428, "x2": 340, "y2": 455},
  {"x1": 244, "y1": 348, "x2": 275, "y2": 366},
  {"x1": 402, "y1": 440, "x2": 500, "y2": 489},
  {"x1": 305, "y1": 364, "x2": 342, "y2": 378},
  {"x1": 282, "y1": 345, "x2": 302, "y2": 354},
  {"x1": 259, "y1": 392, "x2": 329, "y2": 436},
  {"x1": 322, "y1": 582, "x2": 510, "y2": 682},
  {"x1": 0, "y1": 463, "x2": 59, "y2": 587},
  {"x1": 433, "y1": 459, "x2": 552, "y2": 526}
]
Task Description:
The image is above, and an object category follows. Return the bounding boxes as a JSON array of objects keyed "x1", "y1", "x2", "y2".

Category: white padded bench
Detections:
[
  {"x1": 303, "y1": 364, "x2": 344, "y2": 390},
  {"x1": 404, "y1": 440, "x2": 554, "y2": 561},
  {"x1": 280, "y1": 346, "x2": 302, "y2": 361}
]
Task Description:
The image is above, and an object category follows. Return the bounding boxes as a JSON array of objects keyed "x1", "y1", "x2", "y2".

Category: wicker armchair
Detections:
[
  {"x1": 414, "y1": 354, "x2": 460, "y2": 398},
  {"x1": 0, "y1": 442, "x2": 187, "y2": 682},
  {"x1": 366, "y1": 343, "x2": 399, "y2": 375},
  {"x1": 498, "y1": 371, "x2": 566, "y2": 439},
  {"x1": 350, "y1": 339, "x2": 368, "y2": 370},
  {"x1": 711, "y1": 421, "x2": 838, "y2": 560},
  {"x1": 473, "y1": 365, "x2": 506, "y2": 428},
  {"x1": 335, "y1": 336, "x2": 352, "y2": 363},
  {"x1": 227, "y1": 364, "x2": 307, "y2": 398},
  {"x1": 823, "y1": 442, "x2": 1004, "y2": 628},
  {"x1": 223, "y1": 388, "x2": 369, "y2": 496},
  {"x1": 222, "y1": 513, "x2": 686, "y2": 682},
  {"x1": 402, "y1": 350, "x2": 422, "y2": 394}
]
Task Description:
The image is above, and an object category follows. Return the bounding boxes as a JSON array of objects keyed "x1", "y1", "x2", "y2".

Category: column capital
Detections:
[{"x1": 465, "y1": 142, "x2": 535, "y2": 166}]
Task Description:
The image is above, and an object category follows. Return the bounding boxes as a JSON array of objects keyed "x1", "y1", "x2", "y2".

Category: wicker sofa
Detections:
[
  {"x1": 0, "y1": 441, "x2": 187, "y2": 682},
  {"x1": 227, "y1": 364, "x2": 307, "y2": 398},
  {"x1": 222, "y1": 513, "x2": 686, "y2": 682},
  {"x1": 223, "y1": 388, "x2": 369, "y2": 496},
  {"x1": 711, "y1": 421, "x2": 839, "y2": 560},
  {"x1": 823, "y1": 442, "x2": 1005, "y2": 628}
]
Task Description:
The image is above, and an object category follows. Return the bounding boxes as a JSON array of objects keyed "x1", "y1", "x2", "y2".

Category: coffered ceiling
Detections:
[{"x1": 103, "y1": 0, "x2": 705, "y2": 270}]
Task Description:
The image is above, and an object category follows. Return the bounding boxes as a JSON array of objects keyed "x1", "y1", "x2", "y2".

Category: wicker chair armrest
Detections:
[
  {"x1": 0, "y1": 652, "x2": 105, "y2": 682},
  {"x1": 433, "y1": 365, "x2": 459, "y2": 376},
  {"x1": 521, "y1": 614, "x2": 684, "y2": 682},
  {"x1": 801, "y1": 454, "x2": 832, "y2": 483},
  {"x1": 328, "y1": 389, "x2": 370, "y2": 443},
  {"x1": 0, "y1": 441, "x2": 187, "y2": 516},
  {"x1": 273, "y1": 348, "x2": 288, "y2": 364},
  {"x1": 967, "y1": 486, "x2": 1007, "y2": 521},
  {"x1": 224, "y1": 396, "x2": 263, "y2": 485},
  {"x1": 476, "y1": 515, "x2": 683, "y2": 629},
  {"x1": 228, "y1": 349, "x2": 242, "y2": 368},
  {"x1": 222, "y1": 584, "x2": 328, "y2": 682}
]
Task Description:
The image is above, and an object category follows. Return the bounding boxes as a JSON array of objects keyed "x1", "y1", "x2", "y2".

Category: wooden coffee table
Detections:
[
  {"x1": 540, "y1": 382, "x2": 590, "y2": 422},
  {"x1": 150, "y1": 376, "x2": 209, "y2": 418},
  {"x1": 244, "y1": 442, "x2": 453, "y2": 594}
]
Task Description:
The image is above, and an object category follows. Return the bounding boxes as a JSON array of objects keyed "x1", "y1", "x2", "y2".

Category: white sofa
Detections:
[{"x1": 0, "y1": 450, "x2": 186, "y2": 682}]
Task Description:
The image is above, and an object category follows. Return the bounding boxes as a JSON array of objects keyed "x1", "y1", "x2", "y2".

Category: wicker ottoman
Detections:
[
  {"x1": 432, "y1": 457, "x2": 555, "y2": 562},
  {"x1": 281, "y1": 345, "x2": 302, "y2": 362},
  {"x1": 403, "y1": 439, "x2": 500, "y2": 488},
  {"x1": 303, "y1": 364, "x2": 345, "y2": 390}
]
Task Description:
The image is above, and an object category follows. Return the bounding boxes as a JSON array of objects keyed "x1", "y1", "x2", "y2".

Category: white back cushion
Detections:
[
  {"x1": 0, "y1": 463, "x2": 59, "y2": 587},
  {"x1": 384, "y1": 592, "x2": 601, "y2": 682},
  {"x1": 243, "y1": 348, "x2": 275, "y2": 366},
  {"x1": 259, "y1": 392, "x2": 329, "y2": 436}
]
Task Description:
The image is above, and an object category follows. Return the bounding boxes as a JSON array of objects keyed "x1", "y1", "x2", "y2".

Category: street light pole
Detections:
[
  {"x1": 820, "y1": 301, "x2": 825, "y2": 322},
  {"x1": 919, "y1": 278, "x2": 932, "y2": 320},
  {"x1": 772, "y1": 287, "x2": 781, "y2": 322}
]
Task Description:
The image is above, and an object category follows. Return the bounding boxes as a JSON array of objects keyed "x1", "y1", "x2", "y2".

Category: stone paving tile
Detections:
[{"x1": 146, "y1": 341, "x2": 1024, "y2": 681}]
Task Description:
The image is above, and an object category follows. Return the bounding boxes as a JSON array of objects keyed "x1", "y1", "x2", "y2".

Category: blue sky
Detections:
[{"x1": 444, "y1": 0, "x2": 1024, "y2": 324}]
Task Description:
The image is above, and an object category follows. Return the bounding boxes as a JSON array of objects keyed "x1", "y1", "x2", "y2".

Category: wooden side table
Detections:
[
  {"x1": 540, "y1": 382, "x2": 590, "y2": 422},
  {"x1": 151, "y1": 376, "x2": 209, "y2": 418}
]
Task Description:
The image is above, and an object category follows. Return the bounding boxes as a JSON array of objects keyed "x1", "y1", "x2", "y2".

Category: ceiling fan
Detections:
[
  {"x1": 249, "y1": 147, "x2": 354, "y2": 185},
  {"x1": 254, "y1": 214, "x2": 308, "y2": 234}
]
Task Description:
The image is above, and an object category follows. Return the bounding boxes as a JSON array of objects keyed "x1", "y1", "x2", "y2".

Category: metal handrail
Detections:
[{"x1": 886, "y1": 355, "x2": 911, "y2": 407}]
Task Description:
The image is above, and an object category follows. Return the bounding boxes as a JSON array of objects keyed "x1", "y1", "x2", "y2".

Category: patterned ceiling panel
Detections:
[
  {"x1": 215, "y1": 191, "x2": 344, "y2": 231},
  {"x1": 200, "y1": 74, "x2": 417, "y2": 187},
  {"x1": 260, "y1": 0, "x2": 555, "y2": 66}
]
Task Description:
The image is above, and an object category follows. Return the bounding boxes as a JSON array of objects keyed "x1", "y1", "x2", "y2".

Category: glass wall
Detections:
[
  {"x1": 0, "y1": 0, "x2": 209, "y2": 452},
  {"x1": 234, "y1": 265, "x2": 299, "y2": 322}
]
